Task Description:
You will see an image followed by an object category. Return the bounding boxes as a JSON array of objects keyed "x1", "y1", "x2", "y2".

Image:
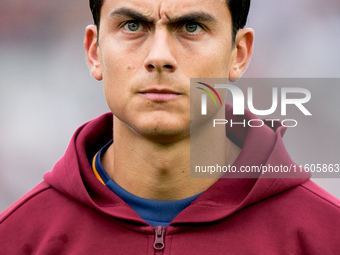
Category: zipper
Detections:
[{"x1": 153, "y1": 225, "x2": 165, "y2": 250}]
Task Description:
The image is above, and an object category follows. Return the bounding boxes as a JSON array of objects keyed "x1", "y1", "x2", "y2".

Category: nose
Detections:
[{"x1": 144, "y1": 29, "x2": 177, "y2": 73}]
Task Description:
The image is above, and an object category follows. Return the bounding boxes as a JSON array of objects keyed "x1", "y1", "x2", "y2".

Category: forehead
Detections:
[{"x1": 101, "y1": 0, "x2": 230, "y2": 23}]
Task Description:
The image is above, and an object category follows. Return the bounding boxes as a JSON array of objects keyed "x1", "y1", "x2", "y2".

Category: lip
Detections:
[{"x1": 139, "y1": 88, "x2": 182, "y2": 102}]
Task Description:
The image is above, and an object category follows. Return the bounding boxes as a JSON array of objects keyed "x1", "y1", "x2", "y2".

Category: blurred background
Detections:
[{"x1": 1, "y1": 0, "x2": 339, "y2": 211}]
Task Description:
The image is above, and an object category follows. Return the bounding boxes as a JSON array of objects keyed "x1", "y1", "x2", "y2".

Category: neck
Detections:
[{"x1": 102, "y1": 107, "x2": 240, "y2": 200}]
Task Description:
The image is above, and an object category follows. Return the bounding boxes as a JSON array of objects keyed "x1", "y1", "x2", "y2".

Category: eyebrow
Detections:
[
  {"x1": 168, "y1": 12, "x2": 216, "y2": 24},
  {"x1": 109, "y1": 7, "x2": 153, "y2": 23},
  {"x1": 109, "y1": 7, "x2": 217, "y2": 24}
]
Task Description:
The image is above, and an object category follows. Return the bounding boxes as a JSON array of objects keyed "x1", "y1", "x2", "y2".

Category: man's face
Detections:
[{"x1": 92, "y1": 0, "x2": 236, "y2": 142}]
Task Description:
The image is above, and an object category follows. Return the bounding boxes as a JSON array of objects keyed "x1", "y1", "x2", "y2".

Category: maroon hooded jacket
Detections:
[{"x1": 1, "y1": 106, "x2": 340, "y2": 255}]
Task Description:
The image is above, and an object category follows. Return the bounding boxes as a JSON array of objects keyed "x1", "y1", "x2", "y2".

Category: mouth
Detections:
[{"x1": 139, "y1": 88, "x2": 182, "y2": 102}]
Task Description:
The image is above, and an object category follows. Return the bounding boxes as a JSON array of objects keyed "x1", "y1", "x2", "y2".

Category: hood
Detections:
[{"x1": 44, "y1": 105, "x2": 310, "y2": 226}]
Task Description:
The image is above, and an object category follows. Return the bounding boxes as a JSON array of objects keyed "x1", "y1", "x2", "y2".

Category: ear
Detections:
[
  {"x1": 84, "y1": 25, "x2": 102, "y2": 81},
  {"x1": 229, "y1": 28, "x2": 254, "y2": 82}
]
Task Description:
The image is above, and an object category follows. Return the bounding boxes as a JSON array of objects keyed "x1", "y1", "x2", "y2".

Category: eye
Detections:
[
  {"x1": 123, "y1": 21, "x2": 143, "y2": 32},
  {"x1": 182, "y1": 22, "x2": 202, "y2": 33}
]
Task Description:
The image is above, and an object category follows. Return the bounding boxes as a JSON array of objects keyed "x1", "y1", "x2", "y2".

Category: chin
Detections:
[{"x1": 136, "y1": 123, "x2": 190, "y2": 143}]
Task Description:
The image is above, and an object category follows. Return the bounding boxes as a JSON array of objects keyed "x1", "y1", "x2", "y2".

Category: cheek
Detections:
[
  {"x1": 101, "y1": 66, "x2": 139, "y2": 118},
  {"x1": 101, "y1": 62, "x2": 126, "y2": 113},
  {"x1": 180, "y1": 42, "x2": 232, "y2": 77},
  {"x1": 100, "y1": 38, "x2": 140, "y2": 74},
  {"x1": 101, "y1": 53, "x2": 138, "y2": 86}
]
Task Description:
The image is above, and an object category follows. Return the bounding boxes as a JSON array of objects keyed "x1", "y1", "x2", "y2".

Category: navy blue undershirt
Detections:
[{"x1": 92, "y1": 140, "x2": 201, "y2": 227}]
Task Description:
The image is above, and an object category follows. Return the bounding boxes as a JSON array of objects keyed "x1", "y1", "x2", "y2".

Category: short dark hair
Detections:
[{"x1": 89, "y1": 0, "x2": 250, "y2": 43}]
